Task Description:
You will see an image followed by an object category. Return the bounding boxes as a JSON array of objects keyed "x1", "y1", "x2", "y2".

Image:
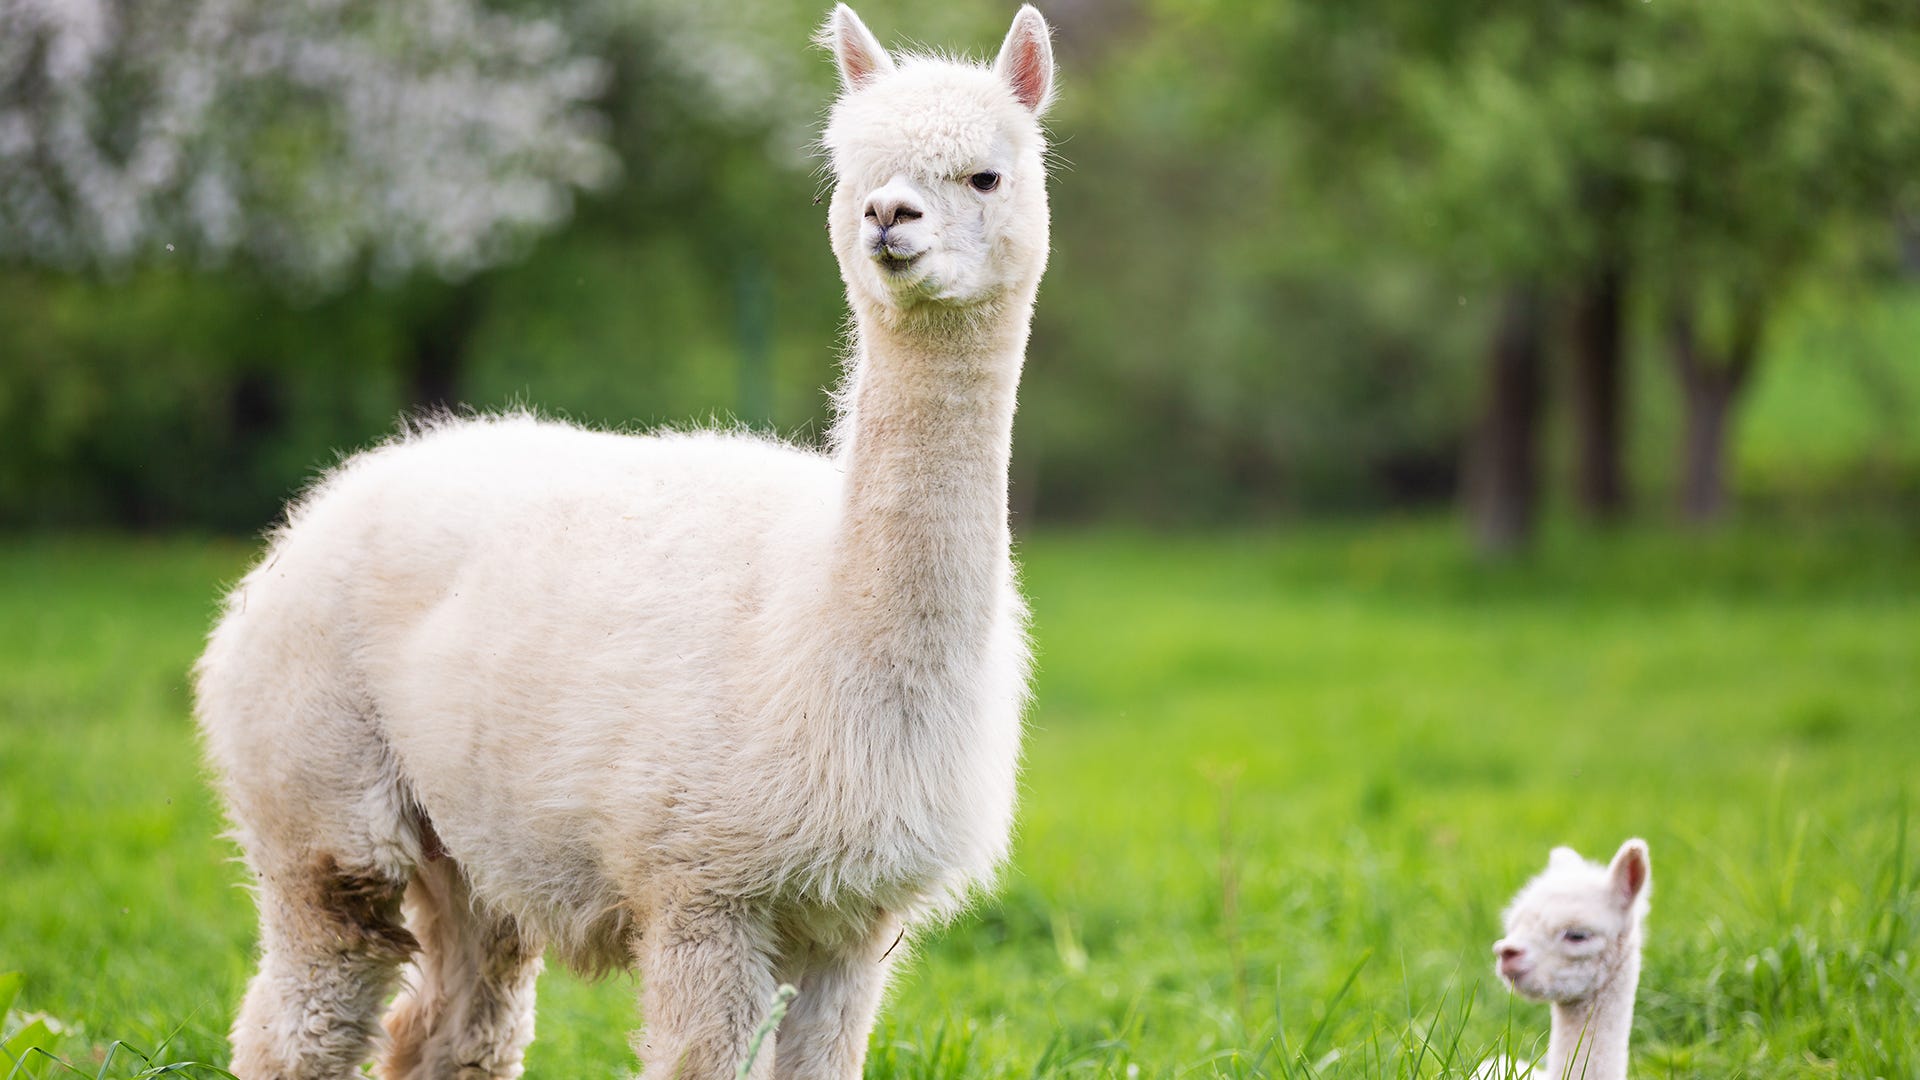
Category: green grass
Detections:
[{"x1": 2, "y1": 519, "x2": 1916, "y2": 1077}]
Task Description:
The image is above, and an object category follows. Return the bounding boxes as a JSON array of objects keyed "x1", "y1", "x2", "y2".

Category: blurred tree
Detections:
[
  {"x1": 4, "y1": 0, "x2": 1915, "y2": 532},
  {"x1": 1569, "y1": 257, "x2": 1628, "y2": 521},
  {"x1": 0, "y1": 0, "x2": 823, "y2": 527},
  {"x1": 1167, "y1": 0, "x2": 1920, "y2": 540},
  {"x1": 1013, "y1": 3, "x2": 1477, "y2": 524},
  {"x1": 1464, "y1": 288, "x2": 1549, "y2": 554},
  {"x1": 0, "y1": 0, "x2": 614, "y2": 287},
  {"x1": 457, "y1": 7, "x2": 849, "y2": 432},
  {"x1": 0, "y1": 0, "x2": 622, "y2": 467},
  {"x1": 1152, "y1": 0, "x2": 1580, "y2": 549},
  {"x1": 1623, "y1": 1, "x2": 1920, "y2": 521},
  {"x1": 1396, "y1": 3, "x2": 1641, "y2": 533}
]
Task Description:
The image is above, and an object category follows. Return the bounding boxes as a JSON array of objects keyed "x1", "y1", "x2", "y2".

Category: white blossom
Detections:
[{"x1": 0, "y1": 0, "x2": 615, "y2": 288}]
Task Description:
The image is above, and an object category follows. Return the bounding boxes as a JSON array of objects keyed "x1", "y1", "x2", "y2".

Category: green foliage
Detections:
[
  {"x1": 3, "y1": 974, "x2": 235, "y2": 1079},
  {"x1": 0, "y1": 0, "x2": 1487, "y2": 526},
  {"x1": 2, "y1": 521, "x2": 1914, "y2": 1076},
  {"x1": 1183, "y1": 0, "x2": 1920, "y2": 286},
  {"x1": 0, "y1": 271, "x2": 408, "y2": 529},
  {"x1": 2, "y1": 972, "x2": 66, "y2": 1077},
  {"x1": 2, "y1": 1, "x2": 1919, "y2": 527}
]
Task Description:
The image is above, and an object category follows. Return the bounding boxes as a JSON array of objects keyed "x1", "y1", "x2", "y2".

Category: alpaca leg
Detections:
[
  {"x1": 632, "y1": 898, "x2": 779, "y2": 1080},
  {"x1": 770, "y1": 921, "x2": 901, "y2": 1080},
  {"x1": 379, "y1": 859, "x2": 544, "y2": 1080},
  {"x1": 229, "y1": 855, "x2": 417, "y2": 1080}
]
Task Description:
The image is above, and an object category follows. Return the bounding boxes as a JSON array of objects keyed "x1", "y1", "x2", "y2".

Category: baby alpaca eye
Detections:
[
  {"x1": 968, "y1": 171, "x2": 1001, "y2": 193},
  {"x1": 1562, "y1": 929, "x2": 1593, "y2": 943}
]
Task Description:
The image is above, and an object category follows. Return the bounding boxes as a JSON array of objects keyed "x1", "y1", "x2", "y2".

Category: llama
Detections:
[
  {"x1": 1486, "y1": 839, "x2": 1652, "y2": 1080},
  {"x1": 192, "y1": 6, "x2": 1057, "y2": 1078}
]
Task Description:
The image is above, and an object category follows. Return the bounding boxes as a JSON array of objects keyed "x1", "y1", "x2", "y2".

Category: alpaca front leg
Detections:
[
  {"x1": 770, "y1": 923, "x2": 901, "y2": 1080},
  {"x1": 634, "y1": 898, "x2": 779, "y2": 1080},
  {"x1": 230, "y1": 856, "x2": 417, "y2": 1080}
]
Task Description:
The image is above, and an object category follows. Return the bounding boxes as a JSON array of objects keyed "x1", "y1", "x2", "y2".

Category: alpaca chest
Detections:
[{"x1": 743, "y1": 674, "x2": 1024, "y2": 907}]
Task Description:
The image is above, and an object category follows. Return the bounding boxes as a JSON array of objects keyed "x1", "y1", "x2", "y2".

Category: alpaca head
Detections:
[
  {"x1": 819, "y1": 5, "x2": 1054, "y2": 318},
  {"x1": 1493, "y1": 839, "x2": 1651, "y2": 1004}
]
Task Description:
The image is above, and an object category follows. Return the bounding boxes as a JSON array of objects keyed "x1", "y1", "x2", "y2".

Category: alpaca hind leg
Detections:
[
  {"x1": 229, "y1": 855, "x2": 416, "y2": 1080},
  {"x1": 632, "y1": 897, "x2": 779, "y2": 1080},
  {"x1": 379, "y1": 858, "x2": 544, "y2": 1080},
  {"x1": 770, "y1": 919, "x2": 901, "y2": 1080}
]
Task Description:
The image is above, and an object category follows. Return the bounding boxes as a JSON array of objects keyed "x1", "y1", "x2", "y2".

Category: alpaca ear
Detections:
[
  {"x1": 1608, "y1": 838, "x2": 1651, "y2": 909},
  {"x1": 821, "y1": 4, "x2": 895, "y2": 92},
  {"x1": 1547, "y1": 846, "x2": 1585, "y2": 872},
  {"x1": 994, "y1": 5, "x2": 1056, "y2": 115}
]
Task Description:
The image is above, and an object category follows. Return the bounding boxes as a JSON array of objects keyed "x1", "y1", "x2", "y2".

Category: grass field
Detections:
[{"x1": 2, "y1": 518, "x2": 1915, "y2": 1078}]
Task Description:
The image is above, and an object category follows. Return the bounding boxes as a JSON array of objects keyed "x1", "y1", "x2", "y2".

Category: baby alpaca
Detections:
[
  {"x1": 1490, "y1": 839, "x2": 1652, "y2": 1080},
  {"x1": 195, "y1": 6, "x2": 1057, "y2": 1079}
]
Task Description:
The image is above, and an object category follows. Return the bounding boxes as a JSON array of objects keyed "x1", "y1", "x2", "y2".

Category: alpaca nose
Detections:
[
  {"x1": 1495, "y1": 942, "x2": 1527, "y2": 973},
  {"x1": 863, "y1": 179, "x2": 924, "y2": 229}
]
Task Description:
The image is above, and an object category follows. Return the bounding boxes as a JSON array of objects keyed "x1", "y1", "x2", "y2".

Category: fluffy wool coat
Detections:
[
  {"x1": 1489, "y1": 839, "x2": 1652, "y2": 1080},
  {"x1": 194, "y1": 7, "x2": 1057, "y2": 1079}
]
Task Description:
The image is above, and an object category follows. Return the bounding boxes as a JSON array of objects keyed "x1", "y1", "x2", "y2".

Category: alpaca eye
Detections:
[
  {"x1": 968, "y1": 171, "x2": 1001, "y2": 193},
  {"x1": 1563, "y1": 929, "x2": 1593, "y2": 943}
]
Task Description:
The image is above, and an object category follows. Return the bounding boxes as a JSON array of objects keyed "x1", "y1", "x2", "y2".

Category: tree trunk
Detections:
[
  {"x1": 1898, "y1": 211, "x2": 1920, "y2": 278},
  {"x1": 1679, "y1": 376, "x2": 1737, "y2": 521},
  {"x1": 407, "y1": 280, "x2": 488, "y2": 414},
  {"x1": 1568, "y1": 262, "x2": 1628, "y2": 520},
  {"x1": 1667, "y1": 303, "x2": 1760, "y2": 524},
  {"x1": 1465, "y1": 285, "x2": 1548, "y2": 556}
]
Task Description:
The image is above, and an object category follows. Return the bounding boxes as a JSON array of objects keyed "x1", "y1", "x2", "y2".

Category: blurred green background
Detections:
[
  {"x1": 2, "y1": 0, "x2": 1917, "y2": 1076},
  {"x1": 4, "y1": 0, "x2": 1916, "y2": 539}
]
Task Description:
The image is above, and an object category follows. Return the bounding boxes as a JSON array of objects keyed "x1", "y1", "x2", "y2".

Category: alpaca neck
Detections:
[
  {"x1": 1546, "y1": 942, "x2": 1639, "y2": 1080},
  {"x1": 826, "y1": 299, "x2": 1029, "y2": 668}
]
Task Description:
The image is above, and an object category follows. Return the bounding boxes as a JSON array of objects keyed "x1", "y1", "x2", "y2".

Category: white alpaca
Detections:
[
  {"x1": 1486, "y1": 839, "x2": 1652, "y2": 1080},
  {"x1": 193, "y1": 7, "x2": 1057, "y2": 1079}
]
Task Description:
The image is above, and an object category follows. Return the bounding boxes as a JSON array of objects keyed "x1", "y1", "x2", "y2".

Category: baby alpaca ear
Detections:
[
  {"x1": 994, "y1": 5, "x2": 1056, "y2": 115},
  {"x1": 821, "y1": 4, "x2": 895, "y2": 92},
  {"x1": 1608, "y1": 838, "x2": 1651, "y2": 909}
]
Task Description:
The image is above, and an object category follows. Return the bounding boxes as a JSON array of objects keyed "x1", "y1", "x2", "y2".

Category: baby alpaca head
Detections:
[
  {"x1": 820, "y1": 5, "x2": 1054, "y2": 317},
  {"x1": 1493, "y1": 839, "x2": 1651, "y2": 1004}
]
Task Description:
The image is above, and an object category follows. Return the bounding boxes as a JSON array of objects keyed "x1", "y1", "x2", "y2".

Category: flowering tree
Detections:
[{"x1": 0, "y1": 0, "x2": 616, "y2": 289}]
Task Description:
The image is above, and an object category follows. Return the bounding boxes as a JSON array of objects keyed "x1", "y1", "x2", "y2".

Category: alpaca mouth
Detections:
[
  {"x1": 1503, "y1": 972, "x2": 1550, "y2": 1001},
  {"x1": 875, "y1": 250, "x2": 922, "y2": 275}
]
